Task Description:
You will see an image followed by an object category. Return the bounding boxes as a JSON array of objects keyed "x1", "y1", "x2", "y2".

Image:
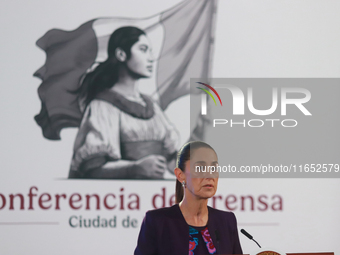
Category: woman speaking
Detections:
[{"x1": 135, "y1": 141, "x2": 243, "y2": 255}]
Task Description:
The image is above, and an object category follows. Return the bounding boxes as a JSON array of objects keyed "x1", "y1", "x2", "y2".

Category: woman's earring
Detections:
[{"x1": 182, "y1": 181, "x2": 186, "y2": 188}]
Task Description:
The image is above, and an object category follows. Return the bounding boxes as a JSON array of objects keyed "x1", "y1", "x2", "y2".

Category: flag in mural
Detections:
[{"x1": 34, "y1": 0, "x2": 217, "y2": 140}]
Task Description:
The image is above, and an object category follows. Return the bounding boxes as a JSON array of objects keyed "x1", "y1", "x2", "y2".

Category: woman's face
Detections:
[
  {"x1": 184, "y1": 147, "x2": 219, "y2": 200},
  {"x1": 126, "y1": 34, "x2": 154, "y2": 78}
]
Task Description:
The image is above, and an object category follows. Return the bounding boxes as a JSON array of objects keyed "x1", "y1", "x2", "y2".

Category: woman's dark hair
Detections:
[
  {"x1": 78, "y1": 26, "x2": 145, "y2": 105},
  {"x1": 175, "y1": 141, "x2": 216, "y2": 204}
]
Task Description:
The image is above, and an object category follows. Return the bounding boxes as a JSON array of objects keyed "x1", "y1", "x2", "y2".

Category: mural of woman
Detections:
[{"x1": 68, "y1": 26, "x2": 179, "y2": 179}]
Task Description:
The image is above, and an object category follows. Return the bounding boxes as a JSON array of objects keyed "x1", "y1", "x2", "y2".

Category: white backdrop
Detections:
[{"x1": 0, "y1": 0, "x2": 339, "y2": 254}]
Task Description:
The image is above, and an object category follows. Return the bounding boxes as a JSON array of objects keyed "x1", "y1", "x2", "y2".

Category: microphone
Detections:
[{"x1": 240, "y1": 229, "x2": 261, "y2": 248}]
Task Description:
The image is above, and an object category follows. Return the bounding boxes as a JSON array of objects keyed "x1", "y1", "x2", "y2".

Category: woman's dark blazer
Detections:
[{"x1": 134, "y1": 204, "x2": 243, "y2": 255}]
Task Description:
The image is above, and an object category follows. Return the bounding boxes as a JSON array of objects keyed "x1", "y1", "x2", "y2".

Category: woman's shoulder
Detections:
[
  {"x1": 85, "y1": 99, "x2": 121, "y2": 117},
  {"x1": 208, "y1": 206, "x2": 237, "y2": 221},
  {"x1": 88, "y1": 98, "x2": 120, "y2": 109},
  {"x1": 145, "y1": 204, "x2": 181, "y2": 221},
  {"x1": 139, "y1": 94, "x2": 161, "y2": 109},
  {"x1": 207, "y1": 206, "x2": 239, "y2": 233}
]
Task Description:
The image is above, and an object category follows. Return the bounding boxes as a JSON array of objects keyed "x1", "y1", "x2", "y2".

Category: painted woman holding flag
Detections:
[
  {"x1": 34, "y1": 0, "x2": 216, "y2": 179},
  {"x1": 68, "y1": 26, "x2": 179, "y2": 179}
]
